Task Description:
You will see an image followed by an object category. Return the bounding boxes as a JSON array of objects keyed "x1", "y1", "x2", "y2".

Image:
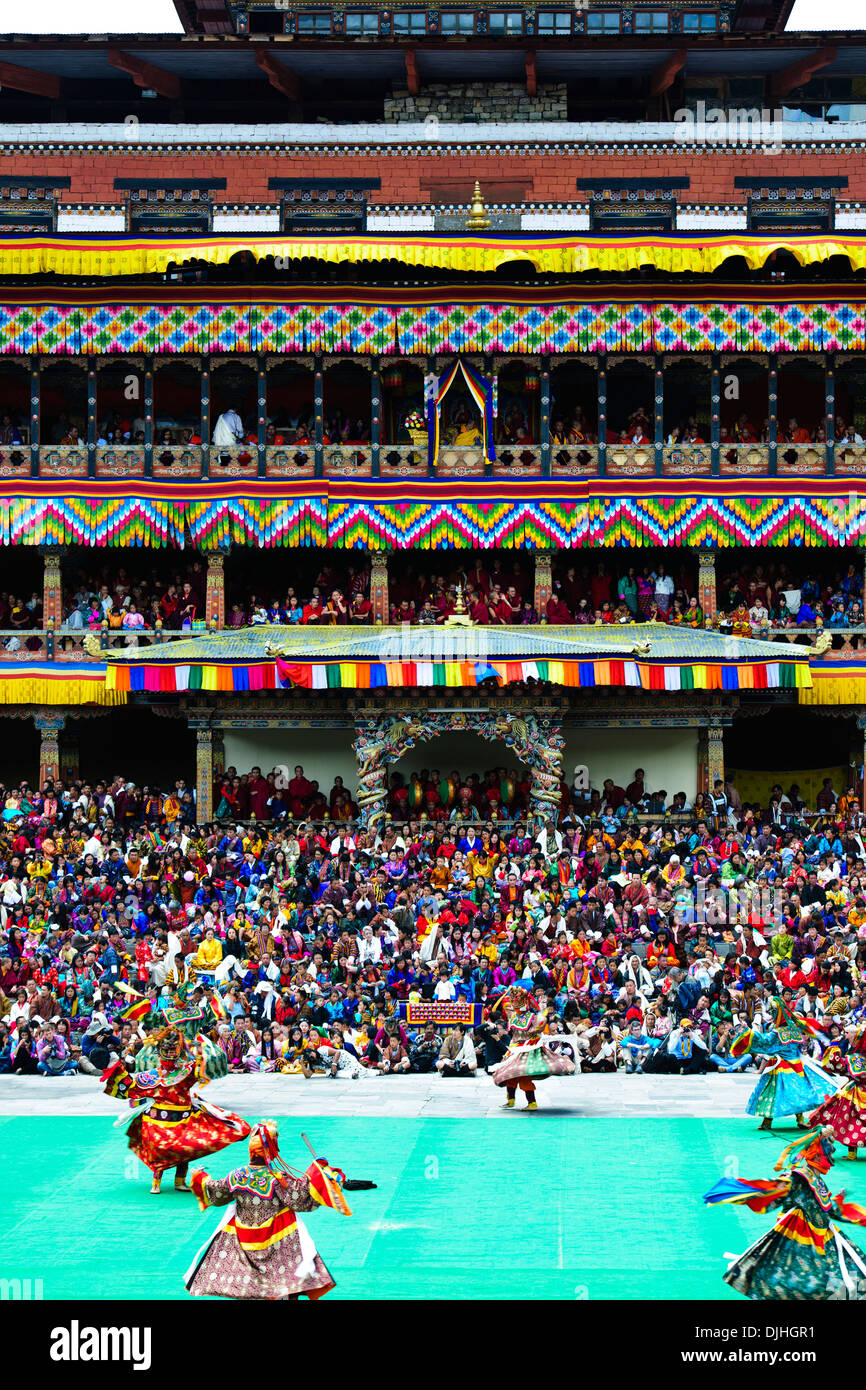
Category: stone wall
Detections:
[{"x1": 385, "y1": 83, "x2": 568, "y2": 124}]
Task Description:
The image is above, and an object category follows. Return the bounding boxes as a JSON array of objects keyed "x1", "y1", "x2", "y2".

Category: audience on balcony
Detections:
[{"x1": 717, "y1": 561, "x2": 865, "y2": 635}]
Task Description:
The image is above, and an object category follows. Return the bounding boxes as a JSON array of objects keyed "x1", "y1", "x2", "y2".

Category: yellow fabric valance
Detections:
[{"x1": 4, "y1": 233, "x2": 866, "y2": 280}]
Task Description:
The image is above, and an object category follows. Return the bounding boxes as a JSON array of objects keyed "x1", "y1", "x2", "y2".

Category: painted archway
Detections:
[{"x1": 353, "y1": 710, "x2": 563, "y2": 834}]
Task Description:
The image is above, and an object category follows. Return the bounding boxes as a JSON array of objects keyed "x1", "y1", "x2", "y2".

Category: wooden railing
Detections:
[{"x1": 9, "y1": 442, "x2": 865, "y2": 482}]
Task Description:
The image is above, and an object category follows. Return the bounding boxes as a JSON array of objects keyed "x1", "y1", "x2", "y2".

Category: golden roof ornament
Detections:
[
  {"x1": 465, "y1": 181, "x2": 490, "y2": 232},
  {"x1": 445, "y1": 583, "x2": 475, "y2": 627}
]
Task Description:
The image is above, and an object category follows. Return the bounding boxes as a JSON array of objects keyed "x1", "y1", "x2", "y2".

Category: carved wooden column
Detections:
[
  {"x1": 143, "y1": 357, "x2": 154, "y2": 481},
  {"x1": 41, "y1": 547, "x2": 65, "y2": 630},
  {"x1": 534, "y1": 550, "x2": 553, "y2": 623},
  {"x1": 653, "y1": 355, "x2": 664, "y2": 478},
  {"x1": 768, "y1": 356, "x2": 778, "y2": 476},
  {"x1": 314, "y1": 354, "x2": 324, "y2": 478},
  {"x1": 353, "y1": 715, "x2": 389, "y2": 837},
  {"x1": 256, "y1": 354, "x2": 268, "y2": 480},
  {"x1": 371, "y1": 551, "x2": 389, "y2": 625},
  {"x1": 35, "y1": 712, "x2": 65, "y2": 787},
  {"x1": 30, "y1": 358, "x2": 40, "y2": 478},
  {"x1": 205, "y1": 551, "x2": 226, "y2": 629},
  {"x1": 195, "y1": 728, "x2": 215, "y2": 823},
  {"x1": 710, "y1": 353, "x2": 721, "y2": 478},
  {"x1": 540, "y1": 355, "x2": 551, "y2": 479},
  {"x1": 698, "y1": 549, "x2": 717, "y2": 623},
  {"x1": 200, "y1": 359, "x2": 210, "y2": 481},
  {"x1": 371, "y1": 355, "x2": 381, "y2": 478},
  {"x1": 86, "y1": 361, "x2": 97, "y2": 479},
  {"x1": 707, "y1": 724, "x2": 725, "y2": 792},
  {"x1": 597, "y1": 354, "x2": 607, "y2": 477},
  {"x1": 825, "y1": 352, "x2": 835, "y2": 477}
]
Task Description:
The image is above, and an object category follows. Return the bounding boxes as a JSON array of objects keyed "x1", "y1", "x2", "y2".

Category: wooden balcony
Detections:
[
  {"x1": 38, "y1": 445, "x2": 88, "y2": 478},
  {"x1": 719, "y1": 443, "x2": 770, "y2": 476},
  {"x1": 95, "y1": 444, "x2": 145, "y2": 479},
  {"x1": 606, "y1": 442, "x2": 655, "y2": 477},
  {"x1": 663, "y1": 443, "x2": 712, "y2": 477},
  {"x1": 152, "y1": 444, "x2": 202, "y2": 478}
]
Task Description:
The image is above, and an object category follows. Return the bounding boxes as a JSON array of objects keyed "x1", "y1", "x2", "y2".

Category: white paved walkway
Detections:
[{"x1": 0, "y1": 1071, "x2": 756, "y2": 1119}]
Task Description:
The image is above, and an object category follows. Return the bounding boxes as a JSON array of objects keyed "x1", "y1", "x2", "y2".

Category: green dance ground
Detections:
[{"x1": 3, "y1": 1114, "x2": 866, "y2": 1300}]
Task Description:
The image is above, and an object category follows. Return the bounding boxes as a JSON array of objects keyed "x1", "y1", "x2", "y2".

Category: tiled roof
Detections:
[{"x1": 106, "y1": 622, "x2": 811, "y2": 664}]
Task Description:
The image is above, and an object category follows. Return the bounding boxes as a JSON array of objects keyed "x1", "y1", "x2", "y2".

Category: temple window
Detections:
[
  {"x1": 296, "y1": 11, "x2": 333, "y2": 34},
  {"x1": 735, "y1": 177, "x2": 844, "y2": 234},
  {"x1": 663, "y1": 361, "x2": 710, "y2": 447},
  {"x1": 607, "y1": 361, "x2": 654, "y2": 446},
  {"x1": 345, "y1": 11, "x2": 380, "y2": 34},
  {"x1": 581, "y1": 177, "x2": 688, "y2": 234},
  {"x1": 0, "y1": 178, "x2": 69, "y2": 235},
  {"x1": 586, "y1": 11, "x2": 621, "y2": 33},
  {"x1": 392, "y1": 10, "x2": 427, "y2": 34},
  {"x1": 634, "y1": 10, "x2": 669, "y2": 31},
  {"x1": 682, "y1": 11, "x2": 718, "y2": 31},
  {"x1": 495, "y1": 363, "x2": 541, "y2": 446},
  {"x1": 381, "y1": 363, "x2": 425, "y2": 446},
  {"x1": 488, "y1": 11, "x2": 524, "y2": 35},
  {"x1": 116, "y1": 179, "x2": 224, "y2": 235},
  {"x1": 270, "y1": 178, "x2": 379, "y2": 234},
  {"x1": 323, "y1": 362, "x2": 372, "y2": 446},
  {"x1": 536, "y1": 10, "x2": 572, "y2": 34},
  {"x1": 549, "y1": 362, "x2": 598, "y2": 451},
  {"x1": 40, "y1": 362, "x2": 87, "y2": 449},
  {"x1": 440, "y1": 12, "x2": 476, "y2": 34}
]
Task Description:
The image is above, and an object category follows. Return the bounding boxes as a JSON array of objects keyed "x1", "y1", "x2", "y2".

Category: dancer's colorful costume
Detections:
[
  {"x1": 103, "y1": 1020, "x2": 250, "y2": 1193},
  {"x1": 731, "y1": 1001, "x2": 836, "y2": 1128},
  {"x1": 184, "y1": 1121, "x2": 350, "y2": 1300},
  {"x1": 491, "y1": 984, "x2": 574, "y2": 1109},
  {"x1": 810, "y1": 1026, "x2": 866, "y2": 1156},
  {"x1": 704, "y1": 1128, "x2": 866, "y2": 1300}
]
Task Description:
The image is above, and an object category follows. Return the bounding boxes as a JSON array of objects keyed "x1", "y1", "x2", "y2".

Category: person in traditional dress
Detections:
[
  {"x1": 704, "y1": 1127, "x2": 866, "y2": 1300},
  {"x1": 102, "y1": 1021, "x2": 251, "y2": 1194},
  {"x1": 491, "y1": 982, "x2": 575, "y2": 1110},
  {"x1": 810, "y1": 1023, "x2": 866, "y2": 1160},
  {"x1": 731, "y1": 999, "x2": 837, "y2": 1132},
  {"x1": 184, "y1": 1121, "x2": 350, "y2": 1300}
]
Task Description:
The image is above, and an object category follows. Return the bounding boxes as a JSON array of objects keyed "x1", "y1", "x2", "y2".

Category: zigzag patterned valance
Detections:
[{"x1": 0, "y1": 482, "x2": 865, "y2": 548}]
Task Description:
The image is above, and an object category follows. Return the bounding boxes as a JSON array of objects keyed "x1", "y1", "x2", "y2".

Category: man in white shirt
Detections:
[
  {"x1": 212, "y1": 408, "x2": 244, "y2": 447},
  {"x1": 358, "y1": 926, "x2": 382, "y2": 966}
]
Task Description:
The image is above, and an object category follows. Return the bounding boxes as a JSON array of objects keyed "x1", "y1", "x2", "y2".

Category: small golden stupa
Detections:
[
  {"x1": 465, "y1": 181, "x2": 490, "y2": 232},
  {"x1": 445, "y1": 583, "x2": 475, "y2": 627}
]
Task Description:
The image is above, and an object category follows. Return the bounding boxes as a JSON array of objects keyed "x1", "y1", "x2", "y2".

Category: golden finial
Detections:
[
  {"x1": 465, "y1": 181, "x2": 490, "y2": 232},
  {"x1": 445, "y1": 583, "x2": 475, "y2": 627}
]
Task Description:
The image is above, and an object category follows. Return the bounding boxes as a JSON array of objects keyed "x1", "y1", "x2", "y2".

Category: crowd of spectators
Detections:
[
  {"x1": 2, "y1": 550, "x2": 861, "y2": 639},
  {"x1": 60, "y1": 561, "x2": 207, "y2": 633},
  {"x1": 3, "y1": 760, "x2": 866, "y2": 1083}
]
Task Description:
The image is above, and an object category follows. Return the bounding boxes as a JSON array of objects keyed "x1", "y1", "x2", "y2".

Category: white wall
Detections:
[
  {"x1": 223, "y1": 726, "x2": 698, "y2": 800},
  {"x1": 223, "y1": 729, "x2": 356, "y2": 796},
  {"x1": 564, "y1": 727, "x2": 699, "y2": 801}
]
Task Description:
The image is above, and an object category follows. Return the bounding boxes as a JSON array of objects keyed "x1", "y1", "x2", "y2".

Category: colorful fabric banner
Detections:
[
  {"x1": 0, "y1": 485, "x2": 865, "y2": 550},
  {"x1": 0, "y1": 662, "x2": 121, "y2": 705},
  {"x1": 400, "y1": 1002, "x2": 484, "y2": 1026},
  {"x1": 4, "y1": 299, "x2": 866, "y2": 356},
  {"x1": 105, "y1": 658, "x2": 811, "y2": 694},
  {"x1": 6, "y1": 233, "x2": 866, "y2": 282}
]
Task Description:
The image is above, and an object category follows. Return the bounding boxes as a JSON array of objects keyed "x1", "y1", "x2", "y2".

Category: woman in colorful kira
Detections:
[
  {"x1": 730, "y1": 999, "x2": 837, "y2": 1132},
  {"x1": 810, "y1": 1023, "x2": 866, "y2": 1160},
  {"x1": 491, "y1": 982, "x2": 574, "y2": 1110},
  {"x1": 102, "y1": 1021, "x2": 251, "y2": 1194},
  {"x1": 184, "y1": 1121, "x2": 350, "y2": 1301},
  {"x1": 704, "y1": 1127, "x2": 866, "y2": 1300}
]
